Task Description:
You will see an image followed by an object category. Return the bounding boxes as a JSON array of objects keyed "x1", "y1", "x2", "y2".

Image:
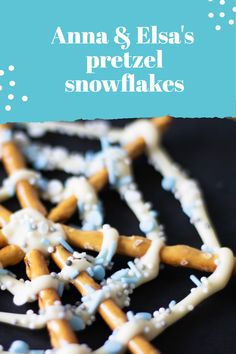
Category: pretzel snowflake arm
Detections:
[
  {"x1": 63, "y1": 226, "x2": 236, "y2": 275},
  {"x1": 25, "y1": 249, "x2": 78, "y2": 348},
  {"x1": 52, "y1": 245, "x2": 160, "y2": 354},
  {"x1": 48, "y1": 116, "x2": 172, "y2": 222},
  {"x1": 0, "y1": 206, "x2": 78, "y2": 348},
  {"x1": 0, "y1": 125, "x2": 47, "y2": 215},
  {"x1": 0, "y1": 245, "x2": 24, "y2": 267}
]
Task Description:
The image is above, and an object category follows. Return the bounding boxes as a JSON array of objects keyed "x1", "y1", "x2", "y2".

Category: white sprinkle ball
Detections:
[{"x1": 9, "y1": 80, "x2": 16, "y2": 87}]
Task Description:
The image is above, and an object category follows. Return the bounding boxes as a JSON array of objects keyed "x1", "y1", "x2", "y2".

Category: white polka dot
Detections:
[
  {"x1": 5, "y1": 105, "x2": 11, "y2": 112},
  {"x1": 215, "y1": 25, "x2": 221, "y2": 30},
  {"x1": 9, "y1": 80, "x2": 15, "y2": 87},
  {"x1": 233, "y1": 6, "x2": 236, "y2": 12},
  {"x1": 219, "y1": 12, "x2": 225, "y2": 17},
  {"x1": 208, "y1": 0, "x2": 213, "y2": 2},
  {"x1": 219, "y1": 0, "x2": 225, "y2": 4},
  {"x1": 8, "y1": 65, "x2": 15, "y2": 71},
  {"x1": 0, "y1": 85, "x2": 2, "y2": 91},
  {"x1": 229, "y1": 19, "x2": 234, "y2": 25},
  {"x1": 22, "y1": 95, "x2": 28, "y2": 102},
  {"x1": 208, "y1": 12, "x2": 214, "y2": 18},
  {"x1": 0, "y1": 70, "x2": 4, "y2": 76},
  {"x1": 8, "y1": 94, "x2": 14, "y2": 100}
]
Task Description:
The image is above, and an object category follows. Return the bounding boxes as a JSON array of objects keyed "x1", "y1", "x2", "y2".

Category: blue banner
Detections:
[{"x1": 0, "y1": 0, "x2": 235, "y2": 121}]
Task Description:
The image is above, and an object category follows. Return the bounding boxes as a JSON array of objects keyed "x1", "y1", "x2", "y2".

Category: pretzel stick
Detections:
[
  {"x1": 0, "y1": 205, "x2": 11, "y2": 227},
  {"x1": 0, "y1": 125, "x2": 47, "y2": 215},
  {"x1": 49, "y1": 116, "x2": 172, "y2": 222},
  {"x1": 0, "y1": 245, "x2": 24, "y2": 267},
  {"x1": 63, "y1": 225, "x2": 236, "y2": 274},
  {"x1": 0, "y1": 207, "x2": 78, "y2": 348},
  {"x1": 52, "y1": 245, "x2": 160, "y2": 354},
  {"x1": 25, "y1": 250, "x2": 77, "y2": 348},
  {"x1": 0, "y1": 133, "x2": 78, "y2": 348},
  {"x1": 0, "y1": 205, "x2": 234, "y2": 276},
  {"x1": 0, "y1": 136, "x2": 159, "y2": 354}
]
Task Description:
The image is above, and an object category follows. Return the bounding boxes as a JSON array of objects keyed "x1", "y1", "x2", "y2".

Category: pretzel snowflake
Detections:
[{"x1": 0, "y1": 117, "x2": 234, "y2": 354}]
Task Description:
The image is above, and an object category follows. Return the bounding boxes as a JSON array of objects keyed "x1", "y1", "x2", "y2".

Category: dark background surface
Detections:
[{"x1": 0, "y1": 118, "x2": 236, "y2": 354}]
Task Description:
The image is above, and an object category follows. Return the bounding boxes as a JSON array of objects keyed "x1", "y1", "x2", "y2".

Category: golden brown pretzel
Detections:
[
  {"x1": 25, "y1": 250, "x2": 78, "y2": 348},
  {"x1": 53, "y1": 245, "x2": 160, "y2": 354},
  {"x1": 48, "y1": 116, "x2": 172, "y2": 222},
  {"x1": 0, "y1": 123, "x2": 160, "y2": 354}
]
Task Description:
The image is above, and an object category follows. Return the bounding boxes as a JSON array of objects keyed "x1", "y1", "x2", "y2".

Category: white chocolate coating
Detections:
[
  {"x1": 121, "y1": 119, "x2": 160, "y2": 149},
  {"x1": 2, "y1": 208, "x2": 66, "y2": 254},
  {"x1": 0, "y1": 273, "x2": 59, "y2": 306},
  {"x1": 148, "y1": 146, "x2": 220, "y2": 249},
  {"x1": 0, "y1": 120, "x2": 233, "y2": 354}
]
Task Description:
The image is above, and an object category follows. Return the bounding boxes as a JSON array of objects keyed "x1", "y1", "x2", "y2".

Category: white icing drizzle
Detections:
[
  {"x1": 43, "y1": 176, "x2": 103, "y2": 230},
  {"x1": 0, "y1": 273, "x2": 60, "y2": 305},
  {"x1": 59, "y1": 256, "x2": 92, "y2": 282},
  {"x1": 104, "y1": 247, "x2": 234, "y2": 348},
  {"x1": 148, "y1": 146, "x2": 220, "y2": 249},
  {"x1": 0, "y1": 120, "x2": 233, "y2": 354},
  {"x1": 64, "y1": 177, "x2": 103, "y2": 230},
  {"x1": 81, "y1": 238, "x2": 163, "y2": 314},
  {"x1": 49, "y1": 344, "x2": 92, "y2": 354},
  {"x1": 96, "y1": 225, "x2": 119, "y2": 266},
  {"x1": 21, "y1": 121, "x2": 110, "y2": 139},
  {"x1": 121, "y1": 119, "x2": 160, "y2": 149},
  {"x1": 0, "y1": 169, "x2": 40, "y2": 202},
  {"x1": 2, "y1": 208, "x2": 66, "y2": 254},
  {"x1": 0, "y1": 302, "x2": 89, "y2": 331}
]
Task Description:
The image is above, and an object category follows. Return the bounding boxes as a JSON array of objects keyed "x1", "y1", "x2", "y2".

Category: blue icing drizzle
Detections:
[
  {"x1": 83, "y1": 290, "x2": 104, "y2": 314},
  {"x1": 183, "y1": 205, "x2": 193, "y2": 218},
  {"x1": 126, "y1": 311, "x2": 134, "y2": 320},
  {"x1": 58, "y1": 282, "x2": 64, "y2": 296},
  {"x1": 34, "y1": 155, "x2": 48, "y2": 169},
  {"x1": 161, "y1": 177, "x2": 175, "y2": 191},
  {"x1": 86, "y1": 267, "x2": 94, "y2": 277},
  {"x1": 106, "y1": 158, "x2": 117, "y2": 185},
  {"x1": 103, "y1": 339, "x2": 124, "y2": 354},
  {"x1": 69, "y1": 315, "x2": 85, "y2": 331},
  {"x1": 111, "y1": 269, "x2": 129, "y2": 280},
  {"x1": 127, "y1": 261, "x2": 142, "y2": 279},
  {"x1": 85, "y1": 150, "x2": 95, "y2": 162},
  {"x1": 100, "y1": 137, "x2": 110, "y2": 151},
  {"x1": 9, "y1": 340, "x2": 30, "y2": 353},
  {"x1": 87, "y1": 209, "x2": 103, "y2": 226},
  {"x1": 96, "y1": 240, "x2": 117, "y2": 266},
  {"x1": 59, "y1": 239, "x2": 74, "y2": 253},
  {"x1": 36, "y1": 178, "x2": 48, "y2": 191},
  {"x1": 121, "y1": 276, "x2": 138, "y2": 284},
  {"x1": 77, "y1": 200, "x2": 84, "y2": 215},
  {"x1": 40, "y1": 238, "x2": 50, "y2": 246},
  {"x1": 82, "y1": 222, "x2": 96, "y2": 231},
  {"x1": 134, "y1": 312, "x2": 152, "y2": 321},
  {"x1": 70, "y1": 269, "x2": 80, "y2": 279},
  {"x1": 0, "y1": 268, "x2": 16, "y2": 277},
  {"x1": 117, "y1": 175, "x2": 133, "y2": 187},
  {"x1": 93, "y1": 265, "x2": 105, "y2": 281},
  {"x1": 139, "y1": 219, "x2": 157, "y2": 233}
]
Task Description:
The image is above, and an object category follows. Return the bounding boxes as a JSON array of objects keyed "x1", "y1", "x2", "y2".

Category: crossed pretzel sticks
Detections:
[{"x1": 0, "y1": 118, "x2": 234, "y2": 354}]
